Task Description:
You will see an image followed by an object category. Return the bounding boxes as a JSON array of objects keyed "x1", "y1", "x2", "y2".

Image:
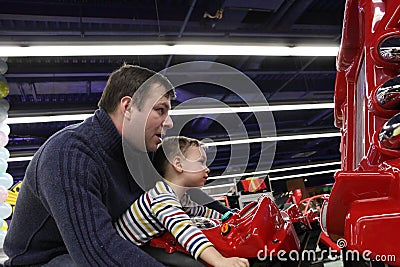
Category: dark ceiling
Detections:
[{"x1": 0, "y1": 0, "x2": 346, "y2": 194}]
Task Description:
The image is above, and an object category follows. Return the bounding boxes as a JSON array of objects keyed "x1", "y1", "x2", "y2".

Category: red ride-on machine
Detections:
[
  {"x1": 143, "y1": 194, "x2": 301, "y2": 267},
  {"x1": 144, "y1": 188, "x2": 334, "y2": 267},
  {"x1": 321, "y1": 0, "x2": 400, "y2": 266}
]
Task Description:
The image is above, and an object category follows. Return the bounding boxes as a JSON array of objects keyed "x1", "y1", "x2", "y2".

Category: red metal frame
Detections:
[{"x1": 327, "y1": 0, "x2": 400, "y2": 265}]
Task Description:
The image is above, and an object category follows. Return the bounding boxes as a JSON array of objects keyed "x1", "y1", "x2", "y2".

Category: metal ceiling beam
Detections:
[
  {"x1": 165, "y1": 0, "x2": 197, "y2": 69},
  {"x1": 5, "y1": 70, "x2": 336, "y2": 78}
]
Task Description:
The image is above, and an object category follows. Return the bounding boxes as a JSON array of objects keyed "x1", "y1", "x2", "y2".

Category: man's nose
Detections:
[{"x1": 163, "y1": 114, "x2": 173, "y2": 129}]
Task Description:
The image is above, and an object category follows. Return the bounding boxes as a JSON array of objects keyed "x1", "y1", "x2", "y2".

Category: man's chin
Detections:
[{"x1": 146, "y1": 143, "x2": 159, "y2": 152}]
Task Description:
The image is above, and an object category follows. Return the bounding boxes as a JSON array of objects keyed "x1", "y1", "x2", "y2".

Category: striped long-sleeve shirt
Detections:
[{"x1": 115, "y1": 181, "x2": 221, "y2": 260}]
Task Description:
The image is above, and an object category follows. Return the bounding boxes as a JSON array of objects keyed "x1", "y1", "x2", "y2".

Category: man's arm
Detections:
[{"x1": 38, "y1": 145, "x2": 164, "y2": 266}]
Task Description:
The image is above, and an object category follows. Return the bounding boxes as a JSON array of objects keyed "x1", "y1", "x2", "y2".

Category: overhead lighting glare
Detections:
[
  {"x1": 203, "y1": 169, "x2": 340, "y2": 190},
  {"x1": 269, "y1": 169, "x2": 340, "y2": 181},
  {"x1": 170, "y1": 103, "x2": 334, "y2": 115},
  {"x1": 209, "y1": 161, "x2": 341, "y2": 180},
  {"x1": 5, "y1": 114, "x2": 93, "y2": 124},
  {"x1": 0, "y1": 44, "x2": 339, "y2": 57},
  {"x1": 7, "y1": 156, "x2": 33, "y2": 162},
  {"x1": 203, "y1": 132, "x2": 340, "y2": 147},
  {"x1": 5, "y1": 103, "x2": 334, "y2": 124}
]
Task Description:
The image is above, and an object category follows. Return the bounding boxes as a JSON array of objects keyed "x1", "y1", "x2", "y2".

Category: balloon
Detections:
[
  {"x1": 0, "y1": 81, "x2": 9, "y2": 98},
  {"x1": 0, "y1": 109, "x2": 7, "y2": 123},
  {"x1": 0, "y1": 220, "x2": 7, "y2": 231},
  {"x1": 0, "y1": 147, "x2": 9, "y2": 160},
  {"x1": 0, "y1": 61, "x2": 7, "y2": 75},
  {"x1": 0, "y1": 132, "x2": 8, "y2": 147},
  {"x1": 0, "y1": 99, "x2": 9, "y2": 112},
  {"x1": 0, "y1": 173, "x2": 13, "y2": 189},
  {"x1": 0, "y1": 186, "x2": 8, "y2": 202},
  {"x1": 0, "y1": 58, "x2": 7, "y2": 62},
  {"x1": 0, "y1": 202, "x2": 12, "y2": 219},
  {"x1": 0, "y1": 229, "x2": 6, "y2": 248},
  {"x1": 0, "y1": 75, "x2": 6, "y2": 83},
  {"x1": 0, "y1": 123, "x2": 10, "y2": 136},
  {"x1": 0, "y1": 158, "x2": 7, "y2": 174}
]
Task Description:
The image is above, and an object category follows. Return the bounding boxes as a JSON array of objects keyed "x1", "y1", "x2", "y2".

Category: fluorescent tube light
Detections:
[
  {"x1": 5, "y1": 103, "x2": 334, "y2": 124},
  {"x1": 170, "y1": 103, "x2": 334, "y2": 115},
  {"x1": 0, "y1": 44, "x2": 339, "y2": 57},
  {"x1": 203, "y1": 132, "x2": 341, "y2": 147},
  {"x1": 209, "y1": 161, "x2": 341, "y2": 180},
  {"x1": 269, "y1": 169, "x2": 340, "y2": 181},
  {"x1": 7, "y1": 156, "x2": 33, "y2": 162},
  {"x1": 202, "y1": 169, "x2": 340, "y2": 190},
  {"x1": 5, "y1": 114, "x2": 93, "y2": 124}
]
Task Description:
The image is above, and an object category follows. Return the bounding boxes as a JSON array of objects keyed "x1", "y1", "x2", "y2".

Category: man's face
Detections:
[{"x1": 124, "y1": 83, "x2": 173, "y2": 152}]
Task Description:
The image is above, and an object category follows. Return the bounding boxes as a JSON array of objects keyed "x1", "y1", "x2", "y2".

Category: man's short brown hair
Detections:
[{"x1": 98, "y1": 64, "x2": 175, "y2": 113}]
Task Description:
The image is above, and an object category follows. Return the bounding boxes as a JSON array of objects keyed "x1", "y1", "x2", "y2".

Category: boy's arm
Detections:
[
  {"x1": 151, "y1": 194, "x2": 213, "y2": 260},
  {"x1": 181, "y1": 194, "x2": 221, "y2": 219},
  {"x1": 152, "y1": 194, "x2": 249, "y2": 267}
]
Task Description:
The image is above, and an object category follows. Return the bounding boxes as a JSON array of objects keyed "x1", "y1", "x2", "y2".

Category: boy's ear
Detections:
[{"x1": 172, "y1": 156, "x2": 183, "y2": 173}]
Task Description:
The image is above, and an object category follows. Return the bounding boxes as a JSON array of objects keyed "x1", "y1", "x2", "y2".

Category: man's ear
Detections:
[
  {"x1": 172, "y1": 156, "x2": 183, "y2": 173},
  {"x1": 120, "y1": 96, "x2": 133, "y2": 119}
]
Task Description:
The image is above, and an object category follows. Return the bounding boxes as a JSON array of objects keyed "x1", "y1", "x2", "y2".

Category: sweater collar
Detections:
[{"x1": 94, "y1": 108, "x2": 123, "y2": 158}]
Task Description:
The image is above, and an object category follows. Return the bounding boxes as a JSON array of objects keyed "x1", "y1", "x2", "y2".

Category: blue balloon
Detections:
[
  {"x1": 0, "y1": 123, "x2": 10, "y2": 136},
  {"x1": 0, "y1": 229, "x2": 6, "y2": 248},
  {"x1": 0, "y1": 159, "x2": 7, "y2": 174},
  {"x1": 0, "y1": 61, "x2": 7, "y2": 75},
  {"x1": 0, "y1": 76, "x2": 6, "y2": 83},
  {"x1": 0, "y1": 147, "x2": 9, "y2": 160},
  {"x1": 0, "y1": 110, "x2": 7, "y2": 123},
  {"x1": 0, "y1": 99, "x2": 9, "y2": 112},
  {"x1": 0, "y1": 173, "x2": 13, "y2": 189},
  {"x1": 0, "y1": 203, "x2": 12, "y2": 219}
]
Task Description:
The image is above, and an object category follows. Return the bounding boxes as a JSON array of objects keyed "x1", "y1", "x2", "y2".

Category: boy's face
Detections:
[
  {"x1": 124, "y1": 83, "x2": 173, "y2": 152},
  {"x1": 180, "y1": 145, "x2": 210, "y2": 188}
]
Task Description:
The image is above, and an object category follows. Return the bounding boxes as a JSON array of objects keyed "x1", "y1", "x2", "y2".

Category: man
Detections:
[{"x1": 3, "y1": 65, "x2": 190, "y2": 266}]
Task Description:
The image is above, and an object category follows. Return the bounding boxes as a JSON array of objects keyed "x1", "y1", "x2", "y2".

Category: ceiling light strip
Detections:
[
  {"x1": 208, "y1": 161, "x2": 341, "y2": 180},
  {"x1": 5, "y1": 103, "x2": 334, "y2": 124},
  {"x1": 0, "y1": 45, "x2": 339, "y2": 57},
  {"x1": 269, "y1": 169, "x2": 339, "y2": 181},
  {"x1": 204, "y1": 132, "x2": 341, "y2": 147},
  {"x1": 170, "y1": 103, "x2": 334, "y2": 115},
  {"x1": 7, "y1": 156, "x2": 33, "y2": 162},
  {"x1": 202, "y1": 169, "x2": 339, "y2": 190},
  {"x1": 7, "y1": 133, "x2": 340, "y2": 162}
]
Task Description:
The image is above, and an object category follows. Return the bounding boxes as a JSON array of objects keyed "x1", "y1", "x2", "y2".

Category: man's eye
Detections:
[{"x1": 156, "y1": 108, "x2": 164, "y2": 115}]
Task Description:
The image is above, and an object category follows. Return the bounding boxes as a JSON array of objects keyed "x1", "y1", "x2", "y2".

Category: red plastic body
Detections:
[
  {"x1": 300, "y1": 194, "x2": 340, "y2": 251},
  {"x1": 150, "y1": 195, "x2": 300, "y2": 260},
  {"x1": 327, "y1": 0, "x2": 400, "y2": 265}
]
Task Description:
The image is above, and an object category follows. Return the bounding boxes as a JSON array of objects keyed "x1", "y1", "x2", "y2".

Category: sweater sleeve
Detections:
[
  {"x1": 181, "y1": 194, "x2": 221, "y2": 219},
  {"x1": 150, "y1": 193, "x2": 213, "y2": 260},
  {"x1": 36, "y1": 140, "x2": 164, "y2": 267}
]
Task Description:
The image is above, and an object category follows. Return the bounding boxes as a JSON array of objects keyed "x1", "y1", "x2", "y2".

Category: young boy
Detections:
[{"x1": 115, "y1": 136, "x2": 249, "y2": 267}]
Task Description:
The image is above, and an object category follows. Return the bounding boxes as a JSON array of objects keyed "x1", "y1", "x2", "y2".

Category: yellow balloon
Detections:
[
  {"x1": 0, "y1": 82, "x2": 9, "y2": 98},
  {"x1": 0, "y1": 220, "x2": 7, "y2": 231}
]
